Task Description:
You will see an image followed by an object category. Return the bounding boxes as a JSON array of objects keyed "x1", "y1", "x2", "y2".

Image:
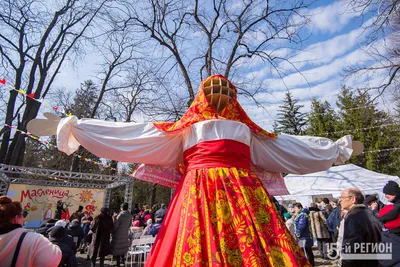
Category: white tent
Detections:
[{"x1": 277, "y1": 164, "x2": 400, "y2": 206}]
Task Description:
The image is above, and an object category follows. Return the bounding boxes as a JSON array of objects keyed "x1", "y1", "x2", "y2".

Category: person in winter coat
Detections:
[
  {"x1": 293, "y1": 203, "x2": 315, "y2": 267},
  {"x1": 69, "y1": 206, "x2": 84, "y2": 222},
  {"x1": 49, "y1": 226, "x2": 78, "y2": 267},
  {"x1": 284, "y1": 212, "x2": 295, "y2": 237},
  {"x1": 0, "y1": 196, "x2": 62, "y2": 267},
  {"x1": 111, "y1": 202, "x2": 133, "y2": 267},
  {"x1": 272, "y1": 196, "x2": 288, "y2": 221},
  {"x1": 339, "y1": 188, "x2": 382, "y2": 267},
  {"x1": 380, "y1": 181, "x2": 400, "y2": 229},
  {"x1": 154, "y1": 203, "x2": 167, "y2": 221},
  {"x1": 88, "y1": 207, "x2": 113, "y2": 267},
  {"x1": 309, "y1": 203, "x2": 331, "y2": 259},
  {"x1": 36, "y1": 218, "x2": 58, "y2": 237},
  {"x1": 149, "y1": 217, "x2": 162, "y2": 237},
  {"x1": 378, "y1": 181, "x2": 400, "y2": 267},
  {"x1": 326, "y1": 203, "x2": 341, "y2": 243},
  {"x1": 81, "y1": 215, "x2": 93, "y2": 253},
  {"x1": 66, "y1": 219, "x2": 84, "y2": 252},
  {"x1": 364, "y1": 194, "x2": 383, "y2": 225},
  {"x1": 379, "y1": 205, "x2": 400, "y2": 267}
]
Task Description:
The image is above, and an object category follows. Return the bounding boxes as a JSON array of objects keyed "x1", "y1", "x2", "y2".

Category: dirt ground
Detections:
[{"x1": 75, "y1": 247, "x2": 339, "y2": 267}]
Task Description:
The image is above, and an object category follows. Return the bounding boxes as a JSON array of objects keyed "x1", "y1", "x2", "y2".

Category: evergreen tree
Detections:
[
  {"x1": 275, "y1": 92, "x2": 307, "y2": 135},
  {"x1": 336, "y1": 86, "x2": 400, "y2": 175},
  {"x1": 306, "y1": 99, "x2": 340, "y2": 139}
]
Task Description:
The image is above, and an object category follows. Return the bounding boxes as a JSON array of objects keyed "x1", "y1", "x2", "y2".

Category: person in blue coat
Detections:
[{"x1": 294, "y1": 203, "x2": 315, "y2": 267}]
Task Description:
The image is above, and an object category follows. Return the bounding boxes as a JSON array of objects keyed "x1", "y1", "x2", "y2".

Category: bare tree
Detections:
[
  {"x1": 120, "y1": 0, "x2": 311, "y2": 105},
  {"x1": 343, "y1": 0, "x2": 400, "y2": 97},
  {"x1": 0, "y1": 0, "x2": 107, "y2": 165}
]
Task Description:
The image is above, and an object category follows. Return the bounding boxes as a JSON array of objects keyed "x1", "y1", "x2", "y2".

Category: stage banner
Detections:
[
  {"x1": 6, "y1": 184, "x2": 104, "y2": 228},
  {"x1": 311, "y1": 194, "x2": 334, "y2": 204}
]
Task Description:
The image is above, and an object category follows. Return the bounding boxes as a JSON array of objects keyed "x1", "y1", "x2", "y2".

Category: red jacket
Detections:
[{"x1": 379, "y1": 205, "x2": 400, "y2": 230}]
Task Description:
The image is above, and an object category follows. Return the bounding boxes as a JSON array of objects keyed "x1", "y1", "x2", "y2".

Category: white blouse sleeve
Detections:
[
  {"x1": 251, "y1": 133, "x2": 353, "y2": 174},
  {"x1": 56, "y1": 116, "x2": 182, "y2": 165}
]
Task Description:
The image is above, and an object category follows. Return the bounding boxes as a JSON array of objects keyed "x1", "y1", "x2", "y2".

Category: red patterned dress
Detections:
[{"x1": 56, "y1": 75, "x2": 353, "y2": 267}]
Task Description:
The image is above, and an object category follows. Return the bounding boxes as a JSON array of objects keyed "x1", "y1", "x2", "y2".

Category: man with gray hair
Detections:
[{"x1": 339, "y1": 188, "x2": 382, "y2": 267}]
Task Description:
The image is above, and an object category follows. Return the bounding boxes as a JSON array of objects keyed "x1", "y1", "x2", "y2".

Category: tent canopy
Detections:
[{"x1": 277, "y1": 164, "x2": 400, "y2": 206}]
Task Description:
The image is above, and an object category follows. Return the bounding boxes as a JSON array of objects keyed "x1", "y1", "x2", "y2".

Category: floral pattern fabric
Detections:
[{"x1": 146, "y1": 166, "x2": 311, "y2": 267}]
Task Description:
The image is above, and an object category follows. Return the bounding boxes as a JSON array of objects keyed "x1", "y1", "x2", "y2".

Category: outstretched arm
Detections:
[
  {"x1": 251, "y1": 133, "x2": 353, "y2": 174},
  {"x1": 54, "y1": 116, "x2": 182, "y2": 165}
]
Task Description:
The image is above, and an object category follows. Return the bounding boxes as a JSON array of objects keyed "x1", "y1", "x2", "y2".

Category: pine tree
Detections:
[
  {"x1": 306, "y1": 99, "x2": 340, "y2": 139},
  {"x1": 275, "y1": 92, "x2": 307, "y2": 135},
  {"x1": 336, "y1": 86, "x2": 400, "y2": 175}
]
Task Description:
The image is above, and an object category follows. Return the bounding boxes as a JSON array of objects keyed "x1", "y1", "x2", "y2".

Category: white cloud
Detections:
[
  {"x1": 279, "y1": 18, "x2": 374, "y2": 71},
  {"x1": 307, "y1": 1, "x2": 360, "y2": 34},
  {"x1": 264, "y1": 42, "x2": 384, "y2": 91}
]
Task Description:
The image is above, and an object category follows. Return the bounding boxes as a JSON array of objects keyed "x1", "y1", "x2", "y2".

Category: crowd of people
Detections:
[
  {"x1": 0, "y1": 199, "x2": 168, "y2": 267},
  {"x1": 1, "y1": 180, "x2": 399, "y2": 267},
  {"x1": 279, "y1": 180, "x2": 400, "y2": 267}
]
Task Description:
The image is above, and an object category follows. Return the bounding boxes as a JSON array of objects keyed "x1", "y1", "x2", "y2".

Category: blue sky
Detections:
[
  {"x1": 53, "y1": 0, "x2": 391, "y2": 131},
  {"x1": 241, "y1": 0, "x2": 392, "y2": 130}
]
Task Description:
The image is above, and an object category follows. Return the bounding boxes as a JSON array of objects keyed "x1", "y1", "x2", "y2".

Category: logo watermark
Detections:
[{"x1": 326, "y1": 243, "x2": 392, "y2": 260}]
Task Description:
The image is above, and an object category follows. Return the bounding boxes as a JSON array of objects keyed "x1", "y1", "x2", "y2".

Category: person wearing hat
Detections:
[
  {"x1": 380, "y1": 181, "x2": 400, "y2": 224},
  {"x1": 66, "y1": 219, "x2": 84, "y2": 253},
  {"x1": 88, "y1": 207, "x2": 113, "y2": 267},
  {"x1": 49, "y1": 226, "x2": 78, "y2": 267},
  {"x1": 363, "y1": 194, "x2": 382, "y2": 224},
  {"x1": 283, "y1": 212, "x2": 295, "y2": 237},
  {"x1": 378, "y1": 181, "x2": 400, "y2": 267}
]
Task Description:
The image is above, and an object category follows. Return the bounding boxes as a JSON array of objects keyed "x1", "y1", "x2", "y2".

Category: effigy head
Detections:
[{"x1": 201, "y1": 74, "x2": 237, "y2": 113}]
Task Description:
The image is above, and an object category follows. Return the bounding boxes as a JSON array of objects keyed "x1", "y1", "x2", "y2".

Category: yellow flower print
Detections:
[
  {"x1": 216, "y1": 167, "x2": 229, "y2": 179},
  {"x1": 190, "y1": 185, "x2": 197, "y2": 196},
  {"x1": 219, "y1": 237, "x2": 229, "y2": 253},
  {"x1": 183, "y1": 252, "x2": 194, "y2": 265},
  {"x1": 227, "y1": 249, "x2": 243, "y2": 267},
  {"x1": 254, "y1": 187, "x2": 272, "y2": 206},
  {"x1": 216, "y1": 198, "x2": 232, "y2": 224},
  {"x1": 255, "y1": 208, "x2": 271, "y2": 224},
  {"x1": 239, "y1": 186, "x2": 252, "y2": 206},
  {"x1": 216, "y1": 190, "x2": 227, "y2": 200},
  {"x1": 202, "y1": 111, "x2": 212, "y2": 118},
  {"x1": 268, "y1": 246, "x2": 292, "y2": 266},
  {"x1": 245, "y1": 227, "x2": 254, "y2": 244},
  {"x1": 237, "y1": 169, "x2": 248, "y2": 177},
  {"x1": 187, "y1": 236, "x2": 195, "y2": 247},
  {"x1": 195, "y1": 226, "x2": 202, "y2": 238}
]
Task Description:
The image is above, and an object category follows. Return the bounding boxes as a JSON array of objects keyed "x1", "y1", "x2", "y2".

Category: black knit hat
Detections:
[
  {"x1": 101, "y1": 207, "x2": 109, "y2": 214},
  {"x1": 48, "y1": 226, "x2": 65, "y2": 239},
  {"x1": 383, "y1": 181, "x2": 400, "y2": 196}
]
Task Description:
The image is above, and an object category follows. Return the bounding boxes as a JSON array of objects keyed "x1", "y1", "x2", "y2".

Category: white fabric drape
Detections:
[
  {"x1": 57, "y1": 117, "x2": 352, "y2": 174},
  {"x1": 251, "y1": 133, "x2": 352, "y2": 174},
  {"x1": 57, "y1": 116, "x2": 182, "y2": 165}
]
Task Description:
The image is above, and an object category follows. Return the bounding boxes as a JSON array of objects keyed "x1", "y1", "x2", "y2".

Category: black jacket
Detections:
[
  {"x1": 379, "y1": 231, "x2": 400, "y2": 267},
  {"x1": 50, "y1": 239, "x2": 78, "y2": 267},
  {"x1": 341, "y1": 204, "x2": 382, "y2": 267},
  {"x1": 66, "y1": 221, "x2": 84, "y2": 249}
]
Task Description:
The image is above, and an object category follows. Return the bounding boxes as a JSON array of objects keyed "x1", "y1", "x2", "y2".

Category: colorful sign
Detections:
[
  {"x1": 7, "y1": 184, "x2": 104, "y2": 228},
  {"x1": 311, "y1": 194, "x2": 334, "y2": 204}
]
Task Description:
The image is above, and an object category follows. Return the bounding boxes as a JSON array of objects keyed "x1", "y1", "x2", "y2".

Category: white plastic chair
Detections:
[{"x1": 125, "y1": 239, "x2": 146, "y2": 267}]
